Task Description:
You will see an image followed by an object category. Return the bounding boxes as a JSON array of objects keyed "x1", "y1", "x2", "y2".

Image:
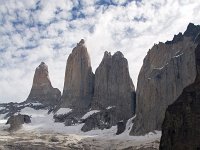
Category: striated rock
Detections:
[
  {"x1": 61, "y1": 39, "x2": 94, "y2": 110},
  {"x1": 130, "y1": 23, "x2": 200, "y2": 135},
  {"x1": 92, "y1": 51, "x2": 135, "y2": 122},
  {"x1": 160, "y1": 44, "x2": 200, "y2": 150},
  {"x1": 26, "y1": 62, "x2": 61, "y2": 105}
]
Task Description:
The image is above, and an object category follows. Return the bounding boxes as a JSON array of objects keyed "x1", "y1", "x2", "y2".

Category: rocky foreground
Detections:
[
  {"x1": 0, "y1": 131, "x2": 160, "y2": 150},
  {"x1": 0, "y1": 104, "x2": 160, "y2": 150}
]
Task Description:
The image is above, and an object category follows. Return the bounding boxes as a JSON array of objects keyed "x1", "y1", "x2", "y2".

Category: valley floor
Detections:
[
  {"x1": 0, "y1": 124, "x2": 160, "y2": 150},
  {"x1": 0, "y1": 131, "x2": 160, "y2": 150},
  {"x1": 0, "y1": 106, "x2": 161, "y2": 150}
]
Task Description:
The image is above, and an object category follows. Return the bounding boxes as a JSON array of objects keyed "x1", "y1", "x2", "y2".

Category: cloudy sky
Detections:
[{"x1": 0, "y1": 0, "x2": 200, "y2": 103}]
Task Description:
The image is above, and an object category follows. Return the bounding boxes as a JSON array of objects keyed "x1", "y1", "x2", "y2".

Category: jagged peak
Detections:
[
  {"x1": 184, "y1": 22, "x2": 200, "y2": 39},
  {"x1": 113, "y1": 51, "x2": 124, "y2": 58},
  {"x1": 165, "y1": 23, "x2": 200, "y2": 45},
  {"x1": 40, "y1": 62, "x2": 45, "y2": 65},
  {"x1": 36, "y1": 62, "x2": 48, "y2": 71},
  {"x1": 77, "y1": 39, "x2": 85, "y2": 46},
  {"x1": 103, "y1": 51, "x2": 112, "y2": 59},
  {"x1": 165, "y1": 32, "x2": 184, "y2": 44},
  {"x1": 70, "y1": 39, "x2": 89, "y2": 58},
  {"x1": 102, "y1": 51, "x2": 125, "y2": 62}
]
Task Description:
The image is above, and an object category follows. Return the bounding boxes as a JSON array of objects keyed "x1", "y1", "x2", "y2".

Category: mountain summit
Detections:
[
  {"x1": 61, "y1": 39, "x2": 94, "y2": 110},
  {"x1": 26, "y1": 62, "x2": 61, "y2": 105},
  {"x1": 92, "y1": 51, "x2": 135, "y2": 119}
]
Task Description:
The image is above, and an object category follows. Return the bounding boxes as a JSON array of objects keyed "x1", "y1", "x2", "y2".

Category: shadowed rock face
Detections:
[
  {"x1": 130, "y1": 23, "x2": 200, "y2": 135},
  {"x1": 92, "y1": 51, "x2": 135, "y2": 122},
  {"x1": 81, "y1": 107, "x2": 118, "y2": 132},
  {"x1": 62, "y1": 39, "x2": 94, "y2": 110},
  {"x1": 160, "y1": 44, "x2": 200, "y2": 150},
  {"x1": 26, "y1": 62, "x2": 61, "y2": 105}
]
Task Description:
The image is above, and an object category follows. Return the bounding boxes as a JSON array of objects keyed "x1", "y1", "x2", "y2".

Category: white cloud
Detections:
[{"x1": 0, "y1": 0, "x2": 200, "y2": 102}]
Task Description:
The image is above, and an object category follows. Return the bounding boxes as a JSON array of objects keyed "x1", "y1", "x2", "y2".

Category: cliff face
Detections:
[
  {"x1": 130, "y1": 23, "x2": 200, "y2": 135},
  {"x1": 160, "y1": 44, "x2": 200, "y2": 150},
  {"x1": 61, "y1": 39, "x2": 94, "y2": 110},
  {"x1": 92, "y1": 51, "x2": 135, "y2": 121},
  {"x1": 26, "y1": 62, "x2": 61, "y2": 105}
]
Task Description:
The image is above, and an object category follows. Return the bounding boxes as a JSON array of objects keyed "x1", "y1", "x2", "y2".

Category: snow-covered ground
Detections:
[{"x1": 0, "y1": 107, "x2": 161, "y2": 149}]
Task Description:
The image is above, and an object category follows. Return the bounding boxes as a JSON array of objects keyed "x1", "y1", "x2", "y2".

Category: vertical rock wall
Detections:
[
  {"x1": 62, "y1": 39, "x2": 94, "y2": 110},
  {"x1": 92, "y1": 51, "x2": 135, "y2": 121},
  {"x1": 160, "y1": 44, "x2": 200, "y2": 150},
  {"x1": 130, "y1": 23, "x2": 200, "y2": 135}
]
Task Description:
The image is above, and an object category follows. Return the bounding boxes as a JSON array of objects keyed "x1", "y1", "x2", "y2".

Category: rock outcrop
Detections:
[
  {"x1": 61, "y1": 39, "x2": 94, "y2": 110},
  {"x1": 130, "y1": 23, "x2": 200, "y2": 135},
  {"x1": 6, "y1": 114, "x2": 31, "y2": 131},
  {"x1": 160, "y1": 44, "x2": 200, "y2": 150},
  {"x1": 81, "y1": 107, "x2": 118, "y2": 132},
  {"x1": 92, "y1": 51, "x2": 135, "y2": 121},
  {"x1": 116, "y1": 120, "x2": 127, "y2": 135},
  {"x1": 26, "y1": 62, "x2": 61, "y2": 105}
]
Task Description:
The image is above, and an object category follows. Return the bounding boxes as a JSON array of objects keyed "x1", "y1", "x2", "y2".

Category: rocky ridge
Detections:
[
  {"x1": 160, "y1": 44, "x2": 200, "y2": 150},
  {"x1": 130, "y1": 23, "x2": 200, "y2": 135}
]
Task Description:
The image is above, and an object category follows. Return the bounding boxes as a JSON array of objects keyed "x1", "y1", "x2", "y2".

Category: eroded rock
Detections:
[{"x1": 26, "y1": 62, "x2": 61, "y2": 105}]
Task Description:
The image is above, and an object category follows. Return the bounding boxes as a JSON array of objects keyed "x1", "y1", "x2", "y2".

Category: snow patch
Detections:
[
  {"x1": 174, "y1": 53, "x2": 183, "y2": 58},
  {"x1": 81, "y1": 110, "x2": 100, "y2": 120},
  {"x1": 55, "y1": 108, "x2": 72, "y2": 115},
  {"x1": 106, "y1": 106, "x2": 115, "y2": 109},
  {"x1": 31, "y1": 102, "x2": 43, "y2": 106}
]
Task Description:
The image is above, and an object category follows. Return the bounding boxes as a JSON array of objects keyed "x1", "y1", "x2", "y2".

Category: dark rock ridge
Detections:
[
  {"x1": 116, "y1": 120, "x2": 127, "y2": 135},
  {"x1": 130, "y1": 23, "x2": 200, "y2": 135},
  {"x1": 92, "y1": 51, "x2": 135, "y2": 121},
  {"x1": 61, "y1": 39, "x2": 94, "y2": 110},
  {"x1": 160, "y1": 44, "x2": 200, "y2": 150},
  {"x1": 81, "y1": 107, "x2": 118, "y2": 132},
  {"x1": 165, "y1": 23, "x2": 200, "y2": 44},
  {"x1": 0, "y1": 102, "x2": 49, "y2": 121},
  {"x1": 26, "y1": 62, "x2": 61, "y2": 105}
]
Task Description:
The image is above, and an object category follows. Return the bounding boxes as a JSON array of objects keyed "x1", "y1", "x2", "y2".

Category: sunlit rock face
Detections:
[
  {"x1": 130, "y1": 23, "x2": 200, "y2": 135},
  {"x1": 61, "y1": 39, "x2": 94, "y2": 110},
  {"x1": 160, "y1": 44, "x2": 200, "y2": 150},
  {"x1": 92, "y1": 51, "x2": 135, "y2": 122},
  {"x1": 26, "y1": 62, "x2": 61, "y2": 105}
]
